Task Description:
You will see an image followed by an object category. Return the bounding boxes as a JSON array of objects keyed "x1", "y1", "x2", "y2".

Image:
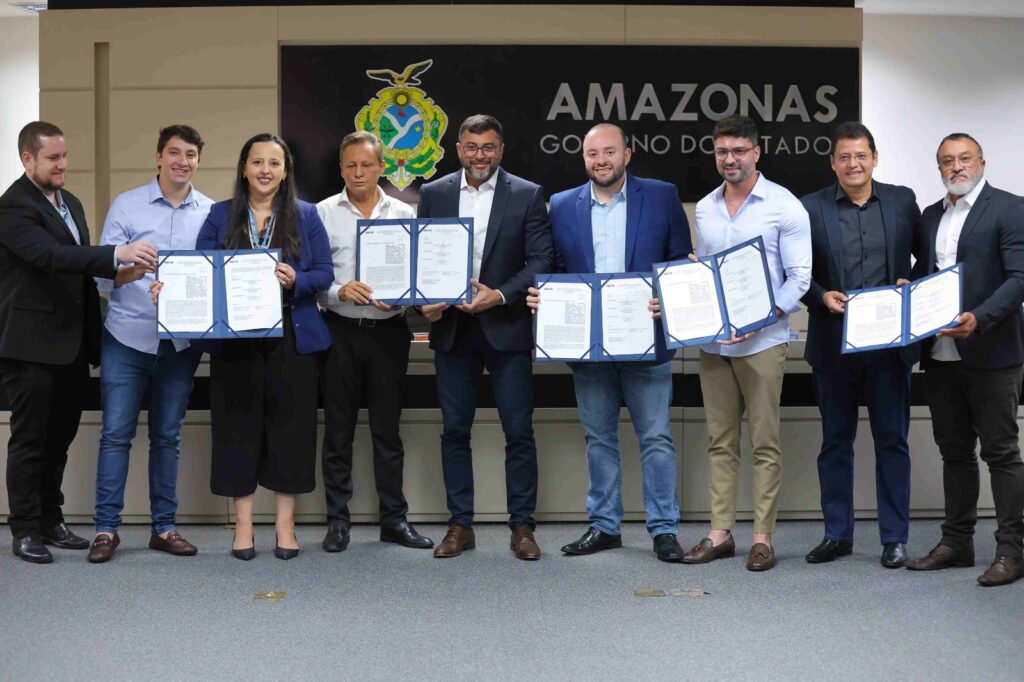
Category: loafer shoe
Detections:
[
  {"x1": 805, "y1": 538, "x2": 853, "y2": 564},
  {"x1": 149, "y1": 531, "x2": 198, "y2": 556},
  {"x1": 561, "y1": 528, "x2": 622, "y2": 555},
  {"x1": 87, "y1": 533, "x2": 120, "y2": 564},
  {"x1": 682, "y1": 535, "x2": 736, "y2": 564},
  {"x1": 746, "y1": 543, "x2": 777, "y2": 571},
  {"x1": 381, "y1": 521, "x2": 434, "y2": 549},
  {"x1": 40, "y1": 523, "x2": 89, "y2": 550},
  {"x1": 12, "y1": 535, "x2": 53, "y2": 564}
]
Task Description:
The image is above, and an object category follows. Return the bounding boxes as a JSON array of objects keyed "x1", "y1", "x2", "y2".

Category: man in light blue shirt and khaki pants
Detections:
[
  {"x1": 680, "y1": 115, "x2": 812, "y2": 571},
  {"x1": 88, "y1": 125, "x2": 214, "y2": 563}
]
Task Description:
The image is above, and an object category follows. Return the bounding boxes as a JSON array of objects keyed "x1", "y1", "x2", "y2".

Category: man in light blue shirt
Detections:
[
  {"x1": 529, "y1": 123, "x2": 693, "y2": 562},
  {"x1": 87, "y1": 125, "x2": 214, "y2": 563},
  {"x1": 680, "y1": 115, "x2": 811, "y2": 572}
]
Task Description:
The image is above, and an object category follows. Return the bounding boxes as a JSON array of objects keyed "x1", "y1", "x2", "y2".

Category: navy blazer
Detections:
[
  {"x1": 193, "y1": 199, "x2": 333, "y2": 356},
  {"x1": 417, "y1": 168, "x2": 554, "y2": 353},
  {"x1": 910, "y1": 182, "x2": 1024, "y2": 370},
  {"x1": 800, "y1": 181, "x2": 922, "y2": 372},
  {"x1": 0, "y1": 174, "x2": 116, "y2": 366},
  {"x1": 548, "y1": 174, "x2": 692, "y2": 364}
]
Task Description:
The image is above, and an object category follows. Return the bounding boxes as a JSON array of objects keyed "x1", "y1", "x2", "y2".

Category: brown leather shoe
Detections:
[
  {"x1": 746, "y1": 543, "x2": 776, "y2": 571},
  {"x1": 87, "y1": 533, "x2": 120, "y2": 564},
  {"x1": 149, "y1": 531, "x2": 198, "y2": 556},
  {"x1": 433, "y1": 524, "x2": 475, "y2": 558},
  {"x1": 977, "y1": 556, "x2": 1021, "y2": 586},
  {"x1": 511, "y1": 526, "x2": 541, "y2": 560},
  {"x1": 905, "y1": 543, "x2": 975, "y2": 571},
  {"x1": 681, "y1": 535, "x2": 736, "y2": 564}
]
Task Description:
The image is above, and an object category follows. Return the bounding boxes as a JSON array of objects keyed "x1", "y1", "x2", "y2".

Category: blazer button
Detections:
[{"x1": 294, "y1": 322, "x2": 301, "y2": 328}]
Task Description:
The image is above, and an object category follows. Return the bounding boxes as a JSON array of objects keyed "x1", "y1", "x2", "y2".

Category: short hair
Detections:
[
  {"x1": 18, "y1": 121, "x2": 64, "y2": 157},
  {"x1": 585, "y1": 123, "x2": 629, "y2": 148},
  {"x1": 936, "y1": 132, "x2": 984, "y2": 162},
  {"x1": 712, "y1": 115, "x2": 759, "y2": 147},
  {"x1": 339, "y1": 130, "x2": 384, "y2": 163},
  {"x1": 458, "y1": 114, "x2": 503, "y2": 143},
  {"x1": 831, "y1": 121, "x2": 876, "y2": 154},
  {"x1": 157, "y1": 124, "x2": 204, "y2": 156}
]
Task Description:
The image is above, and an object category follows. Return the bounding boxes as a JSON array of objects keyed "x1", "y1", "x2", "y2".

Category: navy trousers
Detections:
[{"x1": 812, "y1": 349, "x2": 911, "y2": 545}]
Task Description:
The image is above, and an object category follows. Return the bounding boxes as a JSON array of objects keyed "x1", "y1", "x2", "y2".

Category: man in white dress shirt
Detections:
[
  {"x1": 316, "y1": 131, "x2": 433, "y2": 553},
  {"x1": 679, "y1": 115, "x2": 811, "y2": 572}
]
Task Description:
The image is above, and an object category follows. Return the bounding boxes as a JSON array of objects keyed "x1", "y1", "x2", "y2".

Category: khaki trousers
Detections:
[{"x1": 698, "y1": 344, "x2": 787, "y2": 533}]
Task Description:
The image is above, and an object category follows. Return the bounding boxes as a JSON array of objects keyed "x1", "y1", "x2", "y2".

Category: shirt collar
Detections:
[
  {"x1": 834, "y1": 180, "x2": 878, "y2": 204},
  {"x1": 713, "y1": 171, "x2": 767, "y2": 203},
  {"x1": 338, "y1": 186, "x2": 388, "y2": 212},
  {"x1": 460, "y1": 169, "x2": 499, "y2": 192},
  {"x1": 943, "y1": 177, "x2": 986, "y2": 211},
  {"x1": 589, "y1": 175, "x2": 628, "y2": 206},
  {"x1": 147, "y1": 176, "x2": 197, "y2": 207}
]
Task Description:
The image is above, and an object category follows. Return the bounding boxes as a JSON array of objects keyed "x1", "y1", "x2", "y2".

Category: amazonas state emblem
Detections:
[{"x1": 355, "y1": 59, "x2": 448, "y2": 191}]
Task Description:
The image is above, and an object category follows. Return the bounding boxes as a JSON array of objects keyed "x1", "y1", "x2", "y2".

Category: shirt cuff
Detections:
[
  {"x1": 328, "y1": 283, "x2": 343, "y2": 303},
  {"x1": 496, "y1": 289, "x2": 506, "y2": 305}
]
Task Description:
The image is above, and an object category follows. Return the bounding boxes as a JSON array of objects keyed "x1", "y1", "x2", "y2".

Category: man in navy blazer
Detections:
[
  {"x1": 527, "y1": 123, "x2": 691, "y2": 562},
  {"x1": 800, "y1": 122, "x2": 922, "y2": 569},
  {"x1": 904, "y1": 133, "x2": 1024, "y2": 587},
  {"x1": 417, "y1": 115, "x2": 554, "y2": 560}
]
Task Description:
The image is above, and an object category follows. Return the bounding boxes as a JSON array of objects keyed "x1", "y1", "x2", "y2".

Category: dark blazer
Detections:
[
  {"x1": 193, "y1": 199, "x2": 333, "y2": 356},
  {"x1": 548, "y1": 173, "x2": 692, "y2": 364},
  {"x1": 910, "y1": 182, "x2": 1024, "y2": 370},
  {"x1": 417, "y1": 168, "x2": 554, "y2": 353},
  {"x1": 0, "y1": 174, "x2": 116, "y2": 365},
  {"x1": 800, "y1": 181, "x2": 922, "y2": 372}
]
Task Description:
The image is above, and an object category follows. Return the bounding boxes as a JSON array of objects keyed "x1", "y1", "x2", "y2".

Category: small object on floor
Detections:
[
  {"x1": 670, "y1": 589, "x2": 711, "y2": 598},
  {"x1": 634, "y1": 589, "x2": 666, "y2": 597},
  {"x1": 254, "y1": 591, "x2": 286, "y2": 602}
]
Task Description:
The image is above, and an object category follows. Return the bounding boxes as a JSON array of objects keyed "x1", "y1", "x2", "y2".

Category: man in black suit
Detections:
[
  {"x1": 417, "y1": 114, "x2": 554, "y2": 560},
  {"x1": 0, "y1": 121, "x2": 157, "y2": 563},
  {"x1": 904, "y1": 133, "x2": 1024, "y2": 586},
  {"x1": 800, "y1": 122, "x2": 922, "y2": 569}
]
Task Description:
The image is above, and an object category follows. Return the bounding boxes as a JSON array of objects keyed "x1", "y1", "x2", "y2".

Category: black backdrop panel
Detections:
[{"x1": 281, "y1": 45, "x2": 859, "y2": 204}]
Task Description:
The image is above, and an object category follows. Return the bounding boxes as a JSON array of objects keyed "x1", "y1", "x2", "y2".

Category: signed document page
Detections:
[
  {"x1": 909, "y1": 267, "x2": 961, "y2": 339},
  {"x1": 157, "y1": 254, "x2": 214, "y2": 333},
  {"x1": 600, "y1": 276, "x2": 654, "y2": 357},
  {"x1": 224, "y1": 253, "x2": 281, "y2": 331},
  {"x1": 658, "y1": 261, "x2": 723, "y2": 344},
  {"x1": 536, "y1": 281, "x2": 592, "y2": 360},
  {"x1": 358, "y1": 222, "x2": 412, "y2": 302},
  {"x1": 417, "y1": 220, "x2": 470, "y2": 302},
  {"x1": 718, "y1": 243, "x2": 773, "y2": 331},
  {"x1": 845, "y1": 288, "x2": 903, "y2": 349}
]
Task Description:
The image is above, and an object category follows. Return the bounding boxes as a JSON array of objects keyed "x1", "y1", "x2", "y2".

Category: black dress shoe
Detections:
[
  {"x1": 381, "y1": 521, "x2": 434, "y2": 549},
  {"x1": 653, "y1": 533, "x2": 684, "y2": 563},
  {"x1": 560, "y1": 528, "x2": 622, "y2": 555},
  {"x1": 322, "y1": 523, "x2": 350, "y2": 553},
  {"x1": 12, "y1": 535, "x2": 53, "y2": 564},
  {"x1": 881, "y1": 542, "x2": 907, "y2": 568},
  {"x1": 40, "y1": 522, "x2": 90, "y2": 550},
  {"x1": 805, "y1": 538, "x2": 853, "y2": 564},
  {"x1": 275, "y1": 533, "x2": 300, "y2": 561}
]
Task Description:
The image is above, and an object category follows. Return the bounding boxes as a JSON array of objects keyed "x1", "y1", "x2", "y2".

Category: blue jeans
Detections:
[
  {"x1": 94, "y1": 330, "x2": 201, "y2": 534},
  {"x1": 571, "y1": 360, "x2": 678, "y2": 537}
]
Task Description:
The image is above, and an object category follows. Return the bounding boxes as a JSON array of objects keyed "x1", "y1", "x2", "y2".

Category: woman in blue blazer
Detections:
[{"x1": 195, "y1": 133, "x2": 332, "y2": 560}]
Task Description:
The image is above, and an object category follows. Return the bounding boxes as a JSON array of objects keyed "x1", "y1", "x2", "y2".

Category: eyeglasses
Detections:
[
  {"x1": 835, "y1": 153, "x2": 872, "y2": 165},
  {"x1": 714, "y1": 146, "x2": 754, "y2": 160},
  {"x1": 461, "y1": 143, "x2": 499, "y2": 156},
  {"x1": 939, "y1": 154, "x2": 979, "y2": 170}
]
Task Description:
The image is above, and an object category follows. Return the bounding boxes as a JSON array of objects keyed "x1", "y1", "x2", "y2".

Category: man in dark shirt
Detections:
[{"x1": 800, "y1": 122, "x2": 922, "y2": 568}]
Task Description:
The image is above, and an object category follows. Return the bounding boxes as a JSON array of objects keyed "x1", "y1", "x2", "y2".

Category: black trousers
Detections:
[
  {"x1": 924, "y1": 362, "x2": 1024, "y2": 558},
  {"x1": 321, "y1": 312, "x2": 411, "y2": 527},
  {"x1": 209, "y1": 318, "x2": 320, "y2": 497},
  {"x1": 1, "y1": 349, "x2": 89, "y2": 538}
]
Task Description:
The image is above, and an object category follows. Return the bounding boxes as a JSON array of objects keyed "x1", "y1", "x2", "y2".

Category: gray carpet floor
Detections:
[{"x1": 1, "y1": 519, "x2": 1021, "y2": 681}]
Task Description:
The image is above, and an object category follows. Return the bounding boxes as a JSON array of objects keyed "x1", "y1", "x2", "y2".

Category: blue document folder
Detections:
[
  {"x1": 842, "y1": 263, "x2": 963, "y2": 353},
  {"x1": 534, "y1": 272, "x2": 656, "y2": 363},
  {"x1": 156, "y1": 249, "x2": 283, "y2": 340},
  {"x1": 653, "y1": 235, "x2": 777, "y2": 350},
  {"x1": 354, "y1": 217, "x2": 473, "y2": 305}
]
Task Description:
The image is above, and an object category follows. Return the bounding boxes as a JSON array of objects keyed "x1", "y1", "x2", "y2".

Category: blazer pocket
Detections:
[{"x1": 14, "y1": 298, "x2": 56, "y2": 313}]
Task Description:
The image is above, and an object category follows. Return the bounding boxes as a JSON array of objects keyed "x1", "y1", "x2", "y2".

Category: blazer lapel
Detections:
[
  {"x1": 67, "y1": 196, "x2": 90, "y2": 246},
  {"x1": 956, "y1": 184, "x2": 992, "y2": 260},
  {"x1": 921, "y1": 202, "x2": 943, "y2": 273},
  {"x1": 821, "y1": 189, "x2": 845, "y2": 290},
  {"x1": 480, "y1": 169, "x2": 510, "y2": 272},
  {"x1": 575, "y1": 183, "x2": 595, "y2": 272},
  {"x1": 624, "y1": 177, "x2": 642, "y2": 271},
  {"x1": 877, "y1": 183, "x2": 897, "y2": 282},
  {"x1": 25, "y1": 180, "x2": 77, "y2": 246},
  {"x1": 442, "y1": 172, "x2": 461, "y2": 217}
]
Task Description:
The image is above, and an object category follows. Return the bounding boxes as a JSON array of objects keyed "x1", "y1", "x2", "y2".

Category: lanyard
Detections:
[{"x1": 248, "y1": 208, "x2": 276, "y2": 249}]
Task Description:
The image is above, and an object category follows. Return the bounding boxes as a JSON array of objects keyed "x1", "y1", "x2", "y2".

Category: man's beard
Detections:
[
  {"x1": 944, "y1": 172, "x2": 981, "y2": 197},
  {"x1": 588, "y1": 165, "x2": 625, "y2": 188},
  {"x1": 31, "y1": 169, "x2": 64, "y2": 193},
  {"x1": 463, "y1": 160, "x2": 497, "y2": 183}
]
